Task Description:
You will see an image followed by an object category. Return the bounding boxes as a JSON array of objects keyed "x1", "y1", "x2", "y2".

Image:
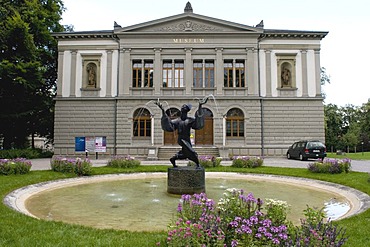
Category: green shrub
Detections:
[
  {"x1": 188, "y1": 155, "x2": 222, "y2": 168},
  {"x1": 0, "y1": 148, "x2": 53, "y2": 159},
  {"x1": 288, "y1": 206, "x2": 348, "y2": 246},
  {"x1": 51, "y1": 157, "x2": 92, "y2": 176},
  {"x1": 308, "y1": 158, "x2": 351, "y2": 174},
  {"x1": 0, "y1": 158, "x2": 32, "y2": 175},
  {"x1": 231, "y1": 156, "x2": 264, "y2": 168},
  {"x1": 107, "y1": 155, "x2": 141, "y2": 168}
]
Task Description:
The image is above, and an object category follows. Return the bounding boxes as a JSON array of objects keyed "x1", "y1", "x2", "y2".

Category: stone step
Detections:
[{"x1": 157, "y1": 146, "x2": 219, "y2": 160}]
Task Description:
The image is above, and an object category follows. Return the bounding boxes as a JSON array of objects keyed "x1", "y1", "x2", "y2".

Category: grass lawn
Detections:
[
  {"x1": 1, "y1": 165, "x2": 369, "y2": 246},
  {"x1": 327, "y1": 151, "x2": 370, "y2": 160}
]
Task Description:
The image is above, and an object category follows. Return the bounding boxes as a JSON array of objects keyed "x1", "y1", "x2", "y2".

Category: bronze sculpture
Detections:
[{"x1": 155, "y1": 96, "x2": 208, "y2": 168}]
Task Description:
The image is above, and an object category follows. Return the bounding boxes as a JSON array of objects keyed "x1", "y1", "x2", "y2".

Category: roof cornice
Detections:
[
  {"x1": 262, "y1": 29, "x2": 328, "y2": 39},
  {"x1": 52, "y1": 31, "x2": 116, "y2": 40}
]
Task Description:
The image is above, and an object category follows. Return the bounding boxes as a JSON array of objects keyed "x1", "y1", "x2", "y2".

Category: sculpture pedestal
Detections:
[{"x1": 167, "y1": 167, "x2": 205, "y2": 195}]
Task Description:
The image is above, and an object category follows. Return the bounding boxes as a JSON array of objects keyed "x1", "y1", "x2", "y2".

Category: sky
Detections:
[{"x1": 61, "y1": 0, "x2": 369, "y2": 107}]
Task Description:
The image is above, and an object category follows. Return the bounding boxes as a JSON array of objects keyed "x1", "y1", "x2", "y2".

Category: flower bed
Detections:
[
  {"x1": 0, "y1": 158, "x2": 32, "y2": 175},
  {"x1": 188, "y1": 155, "x2": 222, "y2": 168},
  {"x1": 231, "y1": 156, "x2": 264, "y2": 168},
  {"x1": 162, "y1": 188, "x2": 347, "y2": 246},
  {"x1": 50, "y1": 157, "x2": 92, "y2": 176},
  {"x1": 107, "y1": 155, "x2": 140, "y2": 168},
  {"x1": 308, "y1": 158, "x2": 351, "y2": 174}
]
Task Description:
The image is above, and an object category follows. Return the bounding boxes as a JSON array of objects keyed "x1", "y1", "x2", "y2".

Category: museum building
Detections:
[{"x1": 53, "y1": 2, "x2": 328, "y2": 159}]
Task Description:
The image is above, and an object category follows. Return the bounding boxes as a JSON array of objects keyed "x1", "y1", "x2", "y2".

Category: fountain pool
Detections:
[{"x1": 5, "y1": 172, "x2": 369, "y2": 232}]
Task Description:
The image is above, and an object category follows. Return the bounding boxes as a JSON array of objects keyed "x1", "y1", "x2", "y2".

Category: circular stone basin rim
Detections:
[{"x1": 4, "y1": 172, "x2": 370, "y2": 221}]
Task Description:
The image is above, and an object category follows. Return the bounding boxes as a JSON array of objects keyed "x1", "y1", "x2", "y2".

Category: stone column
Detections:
[
  {"x1": 215, "y1": 48, "x2": 223, "y2": 95},
  {"x1": 122, "y1": 48, "x2": 131, "y2": 95},
  {"x1": 185, "y1": 48, "x2": 192, "y2": 94},
  {"x1": 247, "y1": 48, "x2": 257, "y2": 95},
  {"x1": 314, "y1": 49, "x2": 322, "y2": 96},
  {"x1": 57, "y1": 51, "x2": 64, "y2": 97},
  {"x1": 253, "y1": 48, "x2": 259, "y2": 96},
  {"x1": 154, "y1": 48, "x2": 162, "y2": 95},
  {"x1": 106, "y1": 50, "x2": 113, "y2": 97},
  {"x1": 202, "y1": 59, "x2": 206, "y2": 87},
  {"x1": 141, "y1": 60, "x2": 145, "y2": 88},
  {"x1": 301, "y1": 50, "x2": 308, "y2": 97},
  {"x1": 265, "y1": 50, "x2": 272, "y2": 97},
  {"x1": 118, "y1": 49, "x2": 125, "y2": 96},
  {"x1": 232, "y1": 59, "x2": 236, "y2": 87},
  {"x1": 70, "y1": 50, "x2": 77, "y2": 97}
]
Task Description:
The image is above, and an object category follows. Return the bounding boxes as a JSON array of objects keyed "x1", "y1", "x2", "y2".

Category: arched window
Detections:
[
  {"x1": 226, "y1": 108, "x2": 244, "y2": 137},
  {"x1": 133, "y1": 108, "x2": 151, "y2": 137}
]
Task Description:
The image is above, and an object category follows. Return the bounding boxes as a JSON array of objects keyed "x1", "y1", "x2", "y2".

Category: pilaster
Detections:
[
  {"x1": 301, "y1": 50, "x2": 308, "y2": 97},
  {"x1": 154, "y1": 48, "x2": 162, "y2": 95},
  {"x1": 57, "y1": 51, "x2": 64, "y2": 97},
  {"x1": 185, "y1": 48, "x2": 192, "y2": 94},
  {"x1": 118, "y1": 49, "x2": 125, "y2": 96},
  {"x1": 70, "y1": 50, "x2": 77, "y2": 97},
  {"x1": 314, "y1": 49, "x2": 321, "y2": 96},
  {"x1": 106, "y1": 50, "x2": 113, "y2": 97},
  {"x1": 215, "y1": 48, "x2": 223, "y2": 95},
  {"x1": 265, "y1": 50, "x2": 272, "y2": 97},
  {"x1": 122, "y1": 48, "x2": 131, "y2": 95}
]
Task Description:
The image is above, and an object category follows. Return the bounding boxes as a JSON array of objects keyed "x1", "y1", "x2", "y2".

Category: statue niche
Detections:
[
  {"x1": 279, "y1": 61, "x2": 293, "y2": 88},
  {"x1": 86, "y1": 62, "x2": 97, "y2": 88}
]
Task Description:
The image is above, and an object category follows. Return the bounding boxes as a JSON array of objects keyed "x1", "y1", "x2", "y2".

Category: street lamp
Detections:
[{"x1": 361, "y1": 141, "x2": 364, "y2": 155}]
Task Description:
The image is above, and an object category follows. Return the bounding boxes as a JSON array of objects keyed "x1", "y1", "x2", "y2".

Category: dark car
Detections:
[{"x1": 286, "y1": 140, "x2": 326, "y2": 161}]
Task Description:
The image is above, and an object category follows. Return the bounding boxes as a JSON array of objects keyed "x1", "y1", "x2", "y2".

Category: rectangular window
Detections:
[
  {"x1": 174, "y1": 60, "x2": 184, "y2": 87},
  {"x1": 235, "y1": 60, "x2": 245, "y2": 87},
  {"x1": 144, "y1": 60, "x2": 153, "y2": 87},
  {"x1": 226, "y1": 119, "x2": 244, "y2": 137},
  {"x1": 162, "y1": 61, "x2": 172, "y2": 87},
  {"x1": 193, "y1": 61, "x2": 203, "y2": 88},
  {"x1": 205, "y1": 60, "x2": 214, "y2": 87},
  {"x1": 133, "y1": 119, "x2": 151, "y2": 137},
  {"x1": 132, "y1": 60, "x2": 142, "y2": 87},
  {"x1": 224, "y1": 60, "x2": 233, "y2": 87}
]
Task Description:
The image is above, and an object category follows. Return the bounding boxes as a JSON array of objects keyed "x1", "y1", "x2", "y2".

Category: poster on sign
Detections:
[
  {"x1": 95, "y1": 136, "x2": 107, "y2": 152},
  {"x1": 85, "y1": 137, "x2": 95, "y2": 152},
  {"x1": 75, "y1": 137, "x2": 86, "y2": 152}
]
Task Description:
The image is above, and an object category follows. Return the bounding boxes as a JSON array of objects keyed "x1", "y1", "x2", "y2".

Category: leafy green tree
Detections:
[
  {"x1": 324, "y1": 104, "x2": 343, "y2": 152},
  {"x1": 359, "y1": 100, "x2": 370, "y2": 151},
  {"x1": 0, "y1": 0, "x2": 65, "y2": 149},
  {"x1": 341, "y1": 123, "x2": 360, "y2": 152},
  {"x1": 320, "y1": 67, "x2": 330, "y2": 100}
]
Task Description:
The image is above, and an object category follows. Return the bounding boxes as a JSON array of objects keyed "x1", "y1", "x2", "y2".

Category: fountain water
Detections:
[{"x1": 5, "y1": 173, "x2": 368, "y2": 232}]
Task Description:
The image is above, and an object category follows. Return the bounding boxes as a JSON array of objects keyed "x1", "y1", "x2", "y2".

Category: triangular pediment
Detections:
[{"x1": 115, "y1": 13, "x2": 262, "y2": 34}]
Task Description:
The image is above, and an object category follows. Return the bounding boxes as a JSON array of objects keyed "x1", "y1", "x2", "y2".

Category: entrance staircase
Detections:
[{"x1": 157, "y1": 146, "x2": 220, "y2": 160}]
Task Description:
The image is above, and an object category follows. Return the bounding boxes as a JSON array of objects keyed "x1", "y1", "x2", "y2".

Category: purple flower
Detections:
[
  {"x1": 231, "y1": 240, "x2": 238, "y2": 247},
  {"x1": 177, "y1": 203, "x2": 182, "y2": 212}
]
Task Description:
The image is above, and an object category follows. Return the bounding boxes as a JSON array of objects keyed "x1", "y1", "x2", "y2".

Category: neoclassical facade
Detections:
[{"x1": 53, "y1": 3, "x2": 328, "y2": 159}]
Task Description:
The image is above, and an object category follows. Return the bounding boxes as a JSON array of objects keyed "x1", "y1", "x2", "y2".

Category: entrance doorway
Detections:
[
  {"x1": 163, "y1": 108, "x2": 214, "y2": 146},
  {"x1": 195, "y1": 108, "x2": 213, "y2": 145},
  {"x1": 163, "y1": 108, "x2": 180, "y2": 145}
]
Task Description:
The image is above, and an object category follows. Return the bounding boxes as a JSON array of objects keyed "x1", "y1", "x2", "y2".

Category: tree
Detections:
[
  {"x1": 341, "y1": 123, "x2": 360, "y2": 153},
  {"x1": 324, "y1": 104, "x2": 343, "y2": 152},
  {"x1": 0, "y1": 0, "x2": 65, "y2": 149},
  {"x1": 320, "y1": 67, "x2": 330, "y2": 100},
  {"x1": 359, "y1": 100, "x2": 370, "y2": 152}
]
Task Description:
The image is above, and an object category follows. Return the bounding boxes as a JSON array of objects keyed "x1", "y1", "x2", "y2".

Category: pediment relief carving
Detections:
[
  {"x1": 127, "y1": 19, "x2": 256, "y2": 33},
  {"x1": 153, "y1": 19, "x2": 223, "y2": 32}
]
